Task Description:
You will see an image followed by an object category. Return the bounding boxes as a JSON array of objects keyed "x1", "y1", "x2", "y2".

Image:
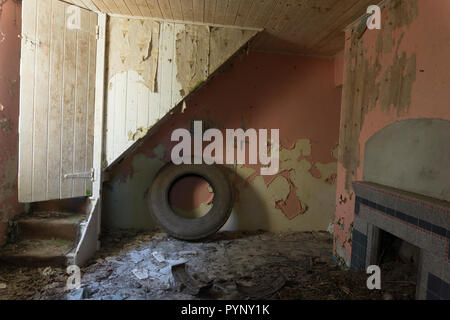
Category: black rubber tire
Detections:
[{"x1": 148, "y1": 162, "x2": 234, "y2": 241}]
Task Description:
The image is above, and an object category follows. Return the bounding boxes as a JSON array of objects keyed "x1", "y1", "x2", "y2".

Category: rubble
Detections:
[{"x1": 0, "y1": 231, "x2": 417, "y2": 300}]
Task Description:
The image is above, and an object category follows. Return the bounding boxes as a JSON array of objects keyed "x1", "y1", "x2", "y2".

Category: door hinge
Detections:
[
  {"x1": 95, "y1": 25, "x2": 100, "y2": 40},
  {"x1": 64, "y1": 168, "x2": 94, "y2": 181}
]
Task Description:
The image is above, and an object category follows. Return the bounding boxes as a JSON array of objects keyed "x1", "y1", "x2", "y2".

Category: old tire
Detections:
[{"x1": 148, "y1": 163, "x2": 233, "y2": 241}]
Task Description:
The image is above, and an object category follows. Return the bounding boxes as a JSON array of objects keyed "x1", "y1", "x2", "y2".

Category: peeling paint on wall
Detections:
[
  {"x1": 209, "y1": 28, "x2": 257, "y2": 74},
  {"x1": 339, "y1": 0, "x2": 418, "y2": 191},
  {"x1": 105, "y1": 19, "x2": 258, "y2": 167},
  {"x1": 107, "y1": 18, "x2": 160, "y2": 92},
  {"x1": 103, "y1": 52, "x2": 342, "y2": 234},
  {"x1": 175, "y1": 24, "x2": 210, "y2": 98},
  {"x1": 334, "y1": 0, "x2": 450, "y2": 266}
]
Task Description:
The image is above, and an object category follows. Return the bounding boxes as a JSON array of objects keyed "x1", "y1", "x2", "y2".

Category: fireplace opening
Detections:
[{"x1": 376, "y1": 229, "x2": 419, "y2": 299}]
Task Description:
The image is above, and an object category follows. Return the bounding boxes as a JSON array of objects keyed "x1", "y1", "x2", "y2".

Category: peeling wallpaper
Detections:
[
  {"x1": 334, "y1": 0, "x2": 450, "y2": 267},
  {"x1": 107, "y1": 17, "x2": 160, "y2": 92},
  {"x1": 102, "y1": 52, "x2": 342, "y2": 232}
]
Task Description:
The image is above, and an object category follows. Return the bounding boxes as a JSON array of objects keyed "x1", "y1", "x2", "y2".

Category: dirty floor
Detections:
[{"x1": 0, "y1": 231, "x2": 417, "y2": 300}]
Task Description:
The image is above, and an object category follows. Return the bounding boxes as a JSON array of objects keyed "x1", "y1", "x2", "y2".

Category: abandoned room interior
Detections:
[{"x1": 0, "y1": 0, "x2": 448, "y2": 303}]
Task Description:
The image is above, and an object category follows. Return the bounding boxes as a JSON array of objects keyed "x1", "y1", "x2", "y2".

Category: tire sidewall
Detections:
[{"x1": 148, "y1": 163, "x2": 234, "y2": 240}]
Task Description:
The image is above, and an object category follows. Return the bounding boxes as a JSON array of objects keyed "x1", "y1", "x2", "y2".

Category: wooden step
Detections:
[
  {"x1": 17, "y1": 212, "x2": 86, "y2": 241},
  {"x1": 30, "y1": 198, "x2": 88, "y2": 215},
  {"x1": 0, "y1": 239, "x2": 74, "y2": 267}
]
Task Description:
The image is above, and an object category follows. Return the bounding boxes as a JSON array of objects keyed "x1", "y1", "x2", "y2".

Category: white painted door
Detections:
[{"x1": 18, "y1": 0, "x2": 98, "y2": 203}]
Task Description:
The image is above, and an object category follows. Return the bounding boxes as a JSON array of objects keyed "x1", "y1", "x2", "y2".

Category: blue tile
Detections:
[
  {"x1": 360, "y1": 238, "x2": 367, "y2": 249},
  {"x1": 353, "y1": 230, "x2": 362, "y2": 243},
  {"x1": 353, "y1": 257, "x2": 364, "y2": 270},
  {"x1": 441, "y1": 281, "x2": 450, "y2": 300},
  {"x1": 428, "y1": 273, "x2": 442, "y2": 295},
  {"x1": 427, "y1": 290, "x2": 440, "y2": 300},
  {"x1": 386, "y1": 207, "x2": 396, "y2": 217},
  {"x1": 396, "y1": 211, "x2": 407, "y2": 222},
  {"x1": 355, "y1": 201, "x2": 360, "y2": 215},
  {"x1": 432, "y1": 225, "x2": 447, "y2": 238},
  {"x1": 419, "y1": 219, "x2": 433, "y2": 232},
  {"x1": 406, "y1": 215, "x2": 418, "y2": 226},
  {"x1": 350, "y1": 253, "x2": 362, "y2": 270},
  {"x1": 352, "y1": 243, "x2": 361, "y2": 257},
  {"x1": 376, "y1": 203, "x2": 386, "y2": 213}
]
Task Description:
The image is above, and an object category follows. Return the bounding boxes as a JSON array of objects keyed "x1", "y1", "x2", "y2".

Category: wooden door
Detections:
[{"x1": 18, "y1": 0, "x2": 98, "y2": 202}]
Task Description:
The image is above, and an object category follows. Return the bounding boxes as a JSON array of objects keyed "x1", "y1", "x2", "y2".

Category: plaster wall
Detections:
[
  {"x1": 102, "y1": 51, "x2": 342, "y2": 232},
  {"x1": 0, "y1": 0, "x2": 23, "y2": 246},
  {"x1": 334, "y1": 0, "x2": 450, "y2": 266},
  {"x1": 363, "y1": 119, "x2": 450, "y2": 202}
]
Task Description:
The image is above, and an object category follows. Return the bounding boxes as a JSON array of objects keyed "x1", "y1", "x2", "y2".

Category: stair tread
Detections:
[
  {"x1": 19, "y1": 212, "x2": 85, "y2": 224},
  {"x1": 0, "y1": 239, "x2": 74, "y2": 257}
]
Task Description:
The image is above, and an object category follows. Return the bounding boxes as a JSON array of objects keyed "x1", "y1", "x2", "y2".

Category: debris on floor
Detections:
[
  {"x1": 236, "y1": 274, "x2": 286, "y2": 300},
  {"x1": 0, "y1": 231, "x2": 417, "y2": 300},
  {"x1": 171, "y1": 262, "x2": 213, "y2": 296}
]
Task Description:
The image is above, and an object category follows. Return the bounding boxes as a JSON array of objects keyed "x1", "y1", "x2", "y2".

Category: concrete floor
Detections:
[{"x1": 0, "y1": 231, "x2": 416, "y2": 300}]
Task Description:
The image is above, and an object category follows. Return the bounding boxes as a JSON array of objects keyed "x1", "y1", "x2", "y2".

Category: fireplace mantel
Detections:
[{"x1": 351, "y1": 181, "x2": 450, "y2": 300}]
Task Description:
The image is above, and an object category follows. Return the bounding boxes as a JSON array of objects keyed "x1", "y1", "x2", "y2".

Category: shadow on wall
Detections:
[
  {"x1": 101, "y1": 143, "x2": 338, "y2": 233},
  {"x1": 101, "y1": 150, "x2": 271, "y2": 232},
  {"x1": 363, "y1": 118, "x2": 450, "y2": 202},
  {"x1": 101, "y1": 52, "x2": 342, "y2": 234}
]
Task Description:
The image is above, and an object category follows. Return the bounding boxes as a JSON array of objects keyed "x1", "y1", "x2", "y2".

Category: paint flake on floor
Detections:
[{"x1": 0, "y1": 231, "x2": 416, "y2": 300}]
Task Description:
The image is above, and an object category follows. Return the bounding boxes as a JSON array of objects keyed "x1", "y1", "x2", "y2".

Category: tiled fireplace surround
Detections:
[{"x1": 351, "y1": 181, "x2": 450, "y2": 300}]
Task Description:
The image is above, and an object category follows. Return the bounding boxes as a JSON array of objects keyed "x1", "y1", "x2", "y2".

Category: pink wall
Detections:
[
  {"x1": 334, "y1": 0, "x2": 450, "y2": 266},
  {"x1": 0, "y1": 0, "x2": 24, "y2": 246},
  {"x1": 103, "y1": 52, "x2": 343, "y2": 231},
  {"x1": 0, "y1": 1, "x2": 344, "y2": 240},
  {"x1": 334, "y1": 52, "x2": 344, "y2": 88}
]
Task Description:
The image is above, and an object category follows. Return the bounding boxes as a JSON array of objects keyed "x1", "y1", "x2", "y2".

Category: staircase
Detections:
[{"x1": 0, "y1": 199, "x2": 87, "y2": 267}]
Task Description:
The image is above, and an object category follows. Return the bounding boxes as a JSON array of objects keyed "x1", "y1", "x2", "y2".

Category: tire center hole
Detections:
[{"x1": 169, "y1": 175, "x2": 215, "y2": 219}]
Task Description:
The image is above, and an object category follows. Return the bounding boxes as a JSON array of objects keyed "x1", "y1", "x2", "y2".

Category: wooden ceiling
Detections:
[{"x1": 66, "y1": 0, "x2": 377, "y2": 56}]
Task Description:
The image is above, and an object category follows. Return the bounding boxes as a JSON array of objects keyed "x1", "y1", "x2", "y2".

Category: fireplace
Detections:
[{"x1": 351, "y1": 181, "x2": 450, "y2": 300}]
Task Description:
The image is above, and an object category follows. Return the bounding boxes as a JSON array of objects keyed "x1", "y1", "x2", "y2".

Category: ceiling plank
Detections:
[
  {"x1": 224, "y1": 0, "x2": 240, "y2": 25},
  {"x1": 214, "y1": 0, "x2": 228, "y2": 25},
  {"x1": 180, "y1": 0, "x2": 195, "y2": 22},
  {"x1": 260, "y1": 0, "x2": 294, "y2": 49},
  {"x1": 157, "y1": 0, "x2": 173, "y2": 19},
  {"x1": 91, "y1": 0, "x2": 110, "y2": 12},
  {"x1": 203, "y1": 0, "x2": 216, "y2": 24},
  {"x1": 135, "y1": 0, "x2": 151, "y2": 15},
  {"x1": 112, "y1": 0, "x2": 132, "y2": 14},
  {"x1": 145, "y1": 0, "x2": 164, "y2": 19},
  {"x1": 70, "y1": 0, "x2": 89, "y2": 9},
  {"x1": 125, "y1": 0, "x2": 142, "y2": 15},
  {"x1": 80, "y1": 0, "x2": 100, "y2": 11},
  {"x1": 102, "y1": 0, "x2": 121, "y2": 13},
  {"x1": 169, "y1": 0, "x2": 183, "y2": 20},
  {"x1": 192, "y1": 0, "x2": 204, "y2": 22},
  {"x1": 64, "y1": 0, "x2": 376, "y2": 56},
  {"x1": 234, "y1": 0, "x2": 253, "y2": 27},
  {"x1": 253, "y1": 0, "x2": 277, "y2": 27}
]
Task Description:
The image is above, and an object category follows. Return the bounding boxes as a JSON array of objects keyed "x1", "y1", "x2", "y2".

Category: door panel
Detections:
[{"x1": 18, "y1": 0, "x2": 98, "y2": 202}]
